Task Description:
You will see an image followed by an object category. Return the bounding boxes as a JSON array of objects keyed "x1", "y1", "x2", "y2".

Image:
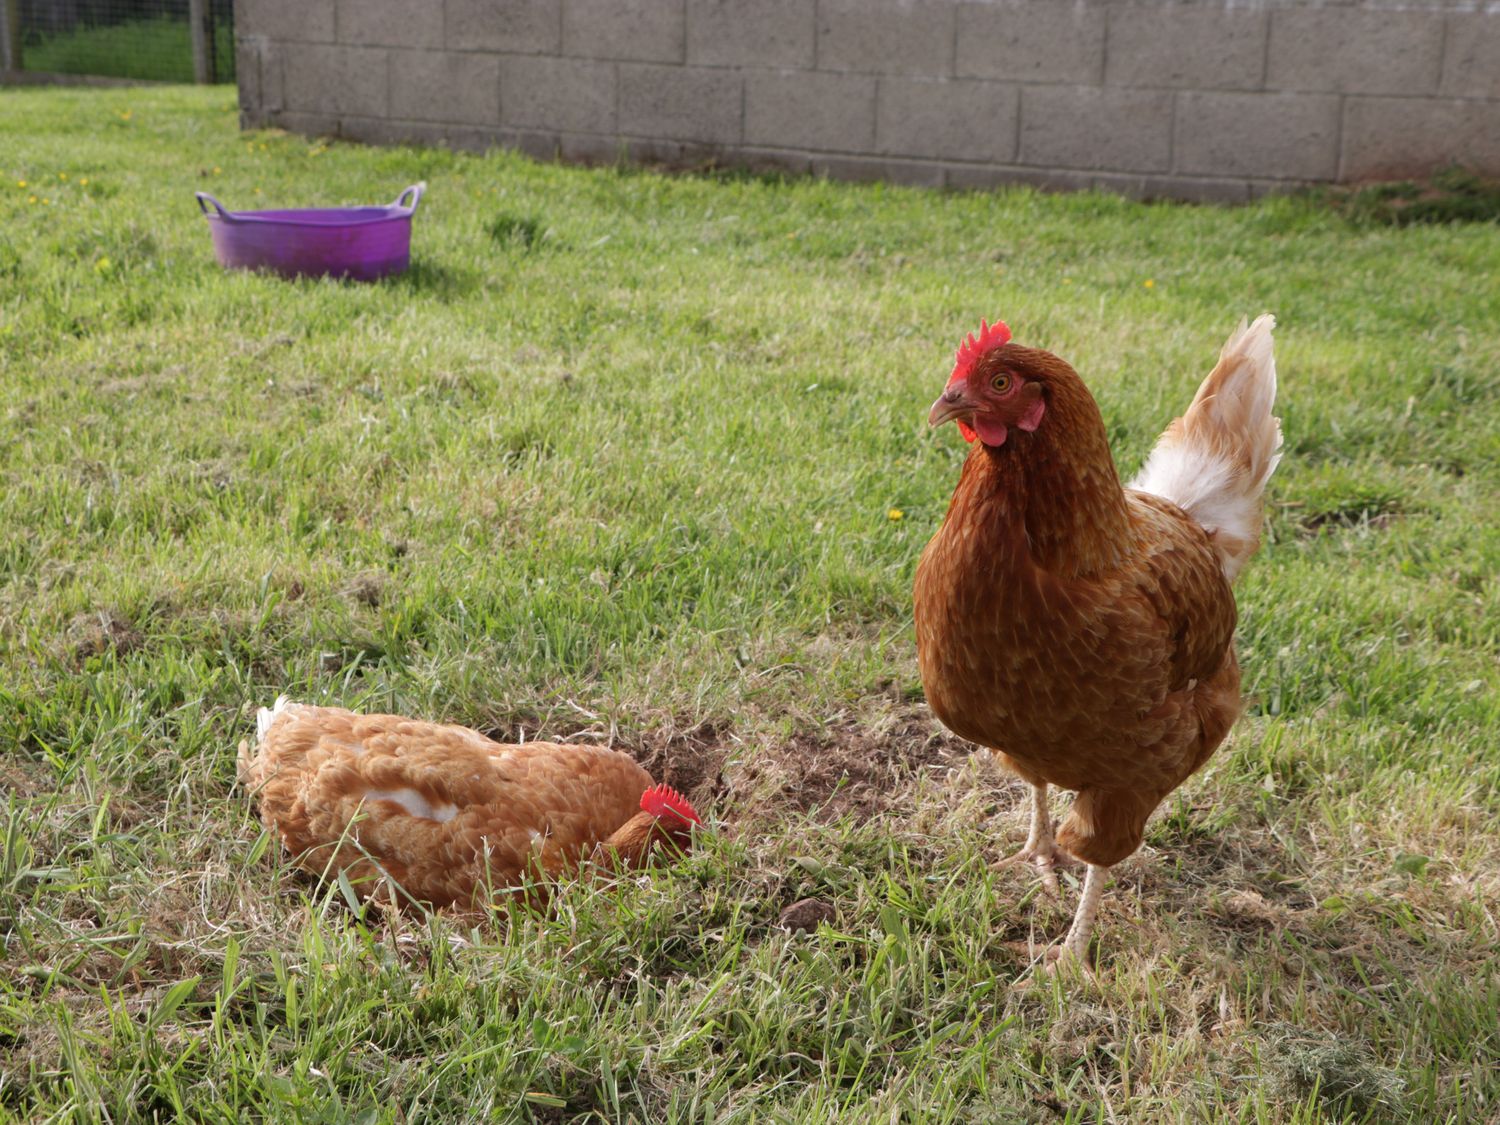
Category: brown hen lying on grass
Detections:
[
  {"x1": 915, "y1": 315, "x2": 1281, "y2": 971},
  {"x1": 239, "y1": 697, "x2": 701, "y2": 910}
]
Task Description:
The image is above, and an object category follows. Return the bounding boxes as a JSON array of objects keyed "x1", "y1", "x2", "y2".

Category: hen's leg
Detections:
[
  {"x1": 991, "y1": 782, "x2": 1068, "y2": 894},
  {"x1": 1047, "y1": 862, "x2": 1108, "y2": 970}
]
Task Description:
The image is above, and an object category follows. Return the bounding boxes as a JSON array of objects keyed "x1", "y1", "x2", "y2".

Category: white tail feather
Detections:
[
  {"x1": 256, "y1": 694, "x2": 294, "y2": 742},
  {"x1": 1130, "y1": 315, "x2": 1282, "y2": 582},
  {"x1": 239, "y1": 694, "x2": 295, "y2": 788}
]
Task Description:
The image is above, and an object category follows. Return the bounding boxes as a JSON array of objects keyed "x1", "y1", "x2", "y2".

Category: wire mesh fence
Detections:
[{"x1": 4, "y1": 0, "x2": 235, "y2": 84}]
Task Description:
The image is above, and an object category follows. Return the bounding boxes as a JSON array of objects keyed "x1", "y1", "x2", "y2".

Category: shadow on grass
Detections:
[
  {"x1": 487, "y1": 213, "x2": 565, "y2": 253},
  {"x1": 1323, "y1": 165, "x2": 1500, "y2": 227},
  {"x1": 388, "y1": 258, "x2": 484, "y2": 299}
]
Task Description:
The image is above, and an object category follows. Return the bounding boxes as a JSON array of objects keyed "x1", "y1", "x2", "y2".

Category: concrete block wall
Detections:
[{"x1": 235, "y1": 0, "x2": 1500, "y2": 201}]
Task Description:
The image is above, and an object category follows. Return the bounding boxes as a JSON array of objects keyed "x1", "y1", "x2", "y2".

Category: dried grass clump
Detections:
[{"x1": 1261, "y1": 1022, "x2": 1408, "y2": 1118}]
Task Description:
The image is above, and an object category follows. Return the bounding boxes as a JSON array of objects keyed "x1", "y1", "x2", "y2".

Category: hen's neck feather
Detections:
[{"x1": 951, "y1": 363, "x2": 1130, "y2": 577}]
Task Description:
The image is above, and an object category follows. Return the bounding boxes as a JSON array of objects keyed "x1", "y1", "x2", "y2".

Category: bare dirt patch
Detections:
[
  {"x1": 64, "y1": 609, "x2": 144, "y2": 662},
  {"x1": 340, "y1": 570, "x2": 387, "y2": 608},
  {"x1": 0, "y1": 756, "x2": 56, "y2": 798},
  {"x1": 630, "y1": 718, "x2": 733, "y2": 811},
  {"x1": 726, "y1": 707, "x2": 973, "y2": 824}
]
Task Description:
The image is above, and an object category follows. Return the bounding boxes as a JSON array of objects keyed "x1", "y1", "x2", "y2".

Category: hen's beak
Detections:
[{"x1": 928, "y1": 383, "x2": 974, "y2": 428}]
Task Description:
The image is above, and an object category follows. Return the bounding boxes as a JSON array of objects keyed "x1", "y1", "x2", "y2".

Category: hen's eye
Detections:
[{"x1": 992, "y1": 374, "x2": 1012, "y2": 393}]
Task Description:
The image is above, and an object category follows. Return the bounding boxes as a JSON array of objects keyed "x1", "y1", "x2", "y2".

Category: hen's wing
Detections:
[
  {"x1": 247, "y1": 704, "x2": 651, "y2": 907},
  {"x1": 1124, "y1": 491, "x2": 1238, "y2": 694}
]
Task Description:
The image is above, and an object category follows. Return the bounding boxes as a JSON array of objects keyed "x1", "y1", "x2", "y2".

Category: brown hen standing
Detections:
[
  {"x1": 914, "y1": 316, "x2": 1281, "y2": 970},
  {"x1": 239, "y1": 698, "x2": 700, "y2": 909}
]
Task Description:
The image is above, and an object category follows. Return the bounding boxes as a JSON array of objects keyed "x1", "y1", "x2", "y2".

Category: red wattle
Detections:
[{"x1": 973, "y1": 416, "x2": 1009, "y2": 446}]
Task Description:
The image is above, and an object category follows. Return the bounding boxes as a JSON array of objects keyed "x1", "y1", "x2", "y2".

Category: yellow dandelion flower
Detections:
[
  {"x1": 253, "y1": 187, "x2": 263, "y2": 195},
  {"x1": 95, "y1": 257, "x2": 112, "y2": 272},
  {"x1": 1143, "y1": 278, "x2": 1156, "y2": 289},
  {"x1": 17, "y1": 179, "x2": 27, "y2": 188},
  {"x1": 212, "y1": 166, "x2": 221, "y2": 174},
  {"x1": 79, "y1": 177, "x2": 89, "y2": 186},
  {"x1": 888, "y1": 508, "x2": 905, "y2": 522},
  {"x1": 42, "y1": 198, "x2": 51, "y2": 205},
  {"x1": 58, "y1": 172, "x2": 68, "y2": 180},
  {"x1": 27, "y1": 195, "x2": 37, "y2": 203}
]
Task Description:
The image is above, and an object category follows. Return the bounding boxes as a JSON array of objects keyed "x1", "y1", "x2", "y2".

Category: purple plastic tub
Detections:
[{"x1": 195, "y1": 183, "x2": 425, "y2": 281}]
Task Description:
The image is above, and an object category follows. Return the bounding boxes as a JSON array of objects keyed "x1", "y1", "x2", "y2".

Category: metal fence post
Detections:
[
  {"x1": 1, "y1": 0, "x2": 23, "y2": 75},
  {"x1": 189, "y1": 0, "x2": 210, "y2": 84}
]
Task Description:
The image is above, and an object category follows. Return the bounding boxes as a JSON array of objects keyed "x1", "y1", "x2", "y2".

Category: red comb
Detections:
[
  {"x1": 947, "y1": 318, "x2": 1011, "y2": 390},
  {"x1": 640, "y1": 784, "x2": 701, "y2": 826}
]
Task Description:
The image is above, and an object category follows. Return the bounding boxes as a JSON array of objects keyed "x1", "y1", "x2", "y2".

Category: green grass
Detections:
[
  {"x1": 1328, "y1": 166, "x2": 1500, "y2": 228},
  {"x1": 20, "y1": 16, "x2": 234, "y2": 84},
  {"x1": 1, "y1": 86, "x2": 1498, "y2": 1123}
]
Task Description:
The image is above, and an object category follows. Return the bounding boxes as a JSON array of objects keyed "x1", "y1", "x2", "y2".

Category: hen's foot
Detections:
[
  {"x1": 1010, "y1": 942, "x2": 1096, "y2": 990},
  {"x1": 990, "y1": 841, "x2": 1075, "y2": 895},
  {"x1": 990, "y1": 782, "x2": 1075, "y2": 895},
  {"x1": 1010, "y1": 862, "x2": 1109, "y2": 989},
  {"x1": 1040, "y1": 940, "x2": 1095, "y2": 978}
]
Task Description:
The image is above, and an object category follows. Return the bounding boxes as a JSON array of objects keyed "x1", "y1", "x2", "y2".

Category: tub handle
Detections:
[
  {"x1": 392, "y1": 182, "x2": 426, "y2": 214},
  {"x1": 195, "y1": 192, "x2": 234, "y2": 220}
]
